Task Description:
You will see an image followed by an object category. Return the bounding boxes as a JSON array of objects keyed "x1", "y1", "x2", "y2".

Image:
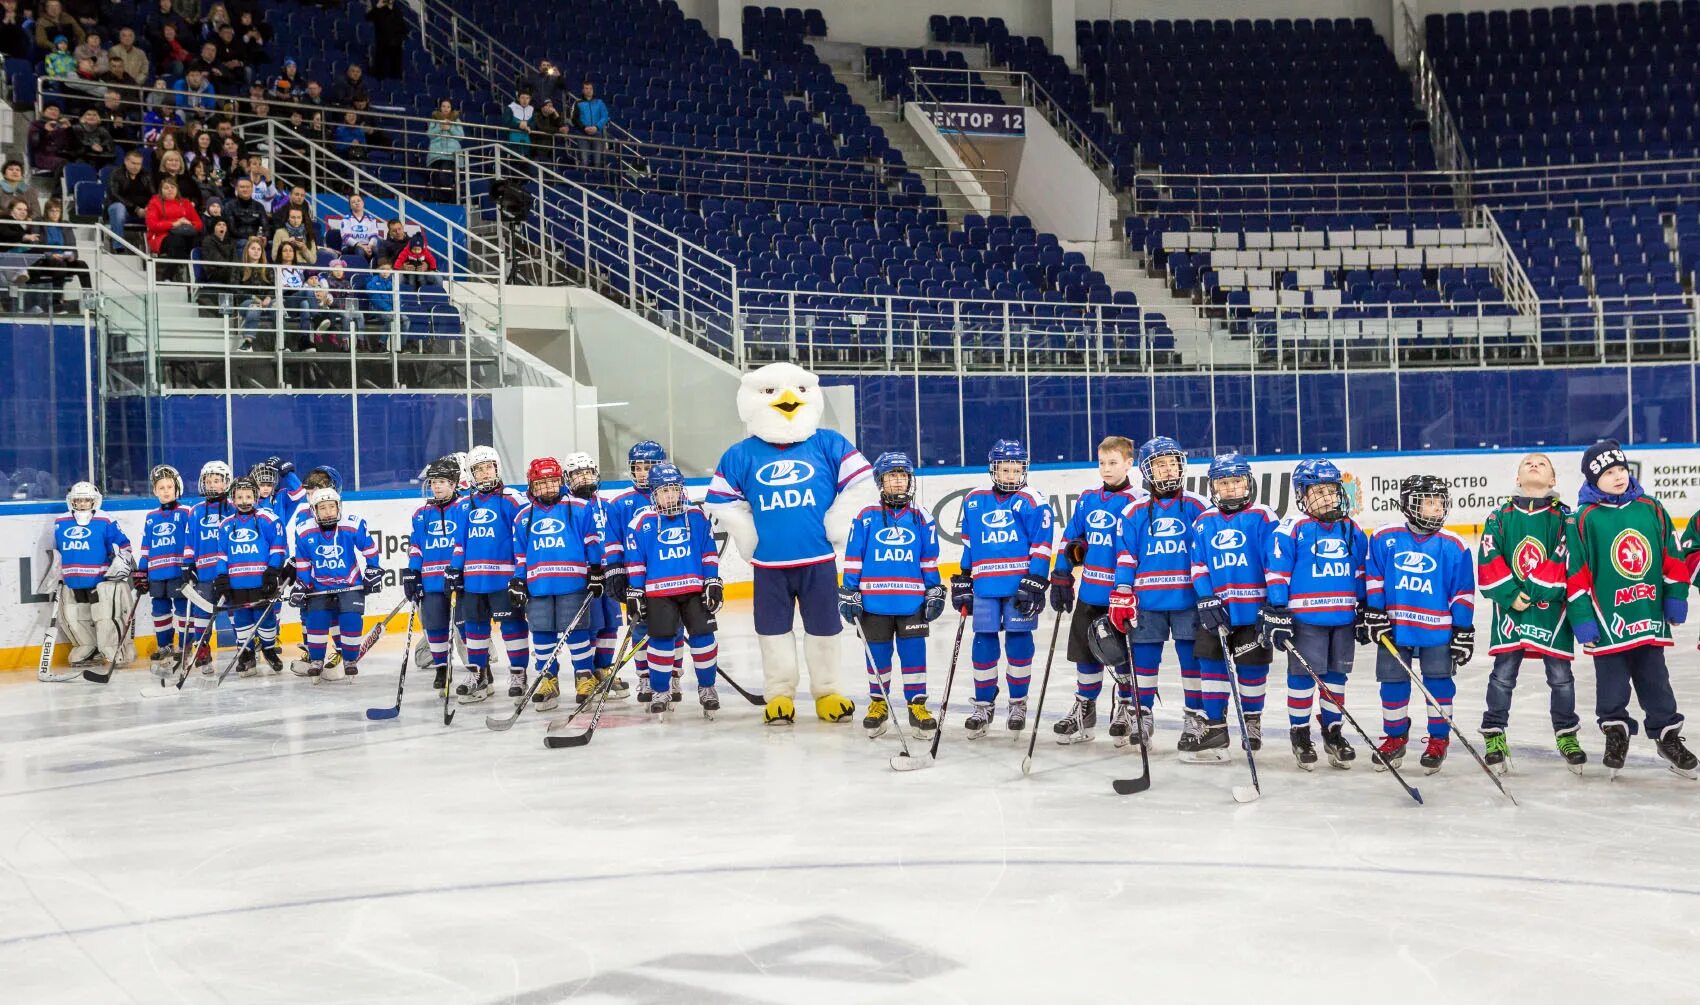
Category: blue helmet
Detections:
[
  {"x1": 1206, "y1": 452, "x2": 1253, "y2": 511},
  {"x1": 1292, "y1": 458, "x2": 1345, "y2": 520},
  {"x1": 987, "y1": 439, "x2": 1029, "y2": 491},
  {"x1": 647, "y1": 462, "x2": 688, "y2": 515},
  {"x1": 1138, "y1": 436, "x2": 1187, "y2": 495},
  {"x1": 628, "y1": 440, "x2": 668, "y2": 488},
  {"x1": 873, "y1": 451, "x2": 915, "y2": 508},
  {"x1": 306, "y1": 464, "x2": 342, "y2": 492}
]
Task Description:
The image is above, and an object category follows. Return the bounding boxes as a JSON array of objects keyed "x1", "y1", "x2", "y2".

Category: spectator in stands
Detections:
[
  {"x1": 393, "y1": 230, "x2": 437, "y2": 280},
  {"x1": 155, "y1": 24, "x2": 192, "y2": 79},
  {"x1": 215, "y1": 24, "x2": 251, "y2": 80},
  {"x1": 34, "y1": 1, "x2": 85, "y2": 50},
  {"x1": 196, "y1": 214, "x2": 238, "y2": 306},
  {"x1": 0, "y1": 198, "x2": 40, "y2": 252},
  {"x1": 234, "y1": 235, "x2": 269, "y2": 349},
  {"x1": 175, "y1": 67, "x2": 217, "y2": 118},
  {"x1": 270, "y1": 203, "x2": 316, "y2": 263},
  {"x1": 270, "y1": 184, "x2": 315, "y2": 236},
  {"x1": 363, "y1": 256, "x2": 395, "y2": 337},
  {"x1": 62, "y1": 0, "x2": 103, "y2": 32},
  {"x1": 70, "y1": 107, "x2": 113, "y2": 167},
  {"x1": 73, "y1": 31, "x2": 108, "y2": 76},
  {"x1": 28, "y1": 104, "x2": 74, "y2": 176},
  {"x1": 333, "y1": 110, "x2": 368, "y2": 160},
  {"x1": 245, "y1": 96, "x2": 273, "y2": 126},
  {"x1": 571, "y1": 79, "x2": 610, "y2": 170},
  {"x1": 534, "y1": 98, "x2": 567, "y2": 152},
  {"x1": 0, "y1": 161, "x2": 29, "y2": 203},
  {"x1": 366, "y1": 0, "x2": 407, "y2": 80},
  {"x1": 201, "y1": 3, "x2": 231, "y2": 39},
  {"x1": 517, "y1": 58, "x2": 563, "y2": 109},
  {"x1": 505, "y1": 88, "x2": 534, "y2": 152},
  {"x1": 269, "y1": 58, "x2": 300, "y2": 100},
  {"x1": 377, "y1": 217, "x2": 408, "y2": 262},
  {"x1": 0, "y1": 2, "x2": 29, "y2": 62},
  {"x1": 99, "y1": 89, "x2": 138, "y2": 145},
  {"x1": 426, "y1": 99, "x2": 463, "y2": 200},
  {"x1": 274, "y1": 240, "x2": 309, "y2": 349},
  {"x1": 334, "y1": 63, "x2": 369, "y2": 107},
  {"x1": 105, "y1": 150, "x2": 153, "y2": 251},
  {"x1": 144, "y1": 176, "x2": 203, "y2": 278},
  {"x1": 144, "y1": 89, "x2": 185, "y2": 145},
  {"x1": 235, "y1": 11, "x2": 271, "y2": 66},
  {"x1": 187, "y1": 155, "x2": 216, "y2": 206},
  {"x1": 45, "y1": 36, "x2": 78, "y2": 79},
  {"x1": 338, "y1": 193, "x2": 381, "y2": 259},
  {"x1": 307, "y1": 261, "x2": 359, "y2": 347},
  {"x1": 214, "y1": 134, "x2": 242, "y2": 188},
  {"x1": 300, "y1": 79, "x2": 325, "y2": 107},
  {"x1": 108, "y1": 29, "x2": 148, "y2": 86},
  {"x1": 155, "y1": 147, "x2": 200, "y2": 205},
  {"x1": 239, "y1": 154, "x2": 277, "y2": 205},
  {"x1": 224, "y1": 174, "x2": 266, "y2": 241},
  {"x1": 187, "y1": 126, "x2": 216, "y2": 168},
  {"x1": 146, "y1": 0, "x2": 190, "y2": 56},
  {"x1": 25, "y1": 197, "x2": 92, "y2": 301}
]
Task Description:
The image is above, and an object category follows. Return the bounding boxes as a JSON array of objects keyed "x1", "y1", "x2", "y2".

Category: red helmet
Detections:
[{"x1": 527, "y1": 456, "x2": 563, "y2": 483}]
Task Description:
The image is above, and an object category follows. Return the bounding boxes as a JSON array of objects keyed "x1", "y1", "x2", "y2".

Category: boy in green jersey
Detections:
[
  {"x1": 1567, "y1": 441, "x2": 1695, "y2": 778},
  {"x1": 1477, "y1": 453, "x2": 1583, "y2": 772}
]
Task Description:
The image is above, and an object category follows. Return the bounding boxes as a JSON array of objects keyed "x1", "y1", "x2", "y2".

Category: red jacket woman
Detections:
[{"x1": 144, "y1": 177, "x2": 203, "y2": 277}]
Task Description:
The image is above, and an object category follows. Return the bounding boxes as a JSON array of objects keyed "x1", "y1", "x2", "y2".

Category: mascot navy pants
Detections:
[{"x1": 753, "y1": 562, "x2": 842, "y2": 637}]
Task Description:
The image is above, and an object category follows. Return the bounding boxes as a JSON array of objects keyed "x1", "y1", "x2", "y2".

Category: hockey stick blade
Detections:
[
  {"x1": 1231, "y1": 784, "x2": 1260, "y2": 803},
  {"x1": 485, "y1": 673, "x2": 546, "y2": 731},
  {"x1": 82, "y1": 597, "x2": 142, "y2": 684},
  {"x1": 1288, "y1": 641, "x2": 1422, "y2": 805},
  {"x1": 716, "y1": 666, "x2": 765, "y2": 705},
  {"x1": 1111, "y1": 769, "x2": 1152, "y2": 795},
  {"x1": 891, "y1": 751, "x2": 930, "y2": 771},
  {"x1": 365, "y1": 602, "x2": 418, "y2": 721},
  {"x1": 1378, "y1": 637, "x2": 1513, "y2": 806}
]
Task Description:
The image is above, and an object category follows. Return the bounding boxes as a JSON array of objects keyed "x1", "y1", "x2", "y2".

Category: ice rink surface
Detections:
[{"x1": 5, "y1": 600, "x2": 1700, "y2": 1003}]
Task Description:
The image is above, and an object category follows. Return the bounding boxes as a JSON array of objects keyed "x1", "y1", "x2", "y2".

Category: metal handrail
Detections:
[{"x1": 1399, "y1": 0, "x2": 1474, "y2": 189}]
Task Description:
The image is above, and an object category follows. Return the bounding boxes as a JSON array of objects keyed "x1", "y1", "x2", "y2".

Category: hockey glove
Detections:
[
  {"x1": 1064, "y1": 537, "x2": 1089, "y2": 564},
  {"x1": 400, "y1": 567, "x2": 422, "y2": 603},
  {"x1": 604, "y1": 565, "x2": 628, "y2": 604},
  {"x1": 837, "y1": 586, "x2": 864, "y2": 626},
  {"x1": 443, "y1": 566, "x2": 464, "y2": 594},
  {"x1": 1359, "y1": 606, "x2": 1392, "y2": 647},
  {"x1": 1014, "y1": 573, "x2": 1048, "y2": 619},
  {"x1": 1258, "y1": 605, "x2": 1294, "y2": 652},
  {"x1": 287, "y1": 582, "x2": 308, "y2": 609},
  {"x1": 363, "y1": 567, "x2": 384, "y2": 596},
  {"x1": 1048, "y1": 573, "x2": 1075, "y2": 613},
  {"x1": 1666, "y1": 598, "x2": 1688, "y2": 627},
  {"x1": 507, "y1": 576, "x2": 529, "y2": 611},
  {"x1": 278, "y1": 562, "x2": 296, "y2": 586},
  {"x1": 131, "y1": 568, "x2": 150, "y2": 595},
  {"x1": 1449, "y1": 626, "x2": 1475, "y2": 667},
  {"x1": 627, "y1": 593, "x2": 647, "y2": 626},
  {"x1": 211, "y1": 574, "x2": 230, "y2": 607},
  {"x1": 183, "y1": 565, "x2": 198, "y2": 586},
  {"x1": 1195, "y1": 595, "x2": 1228, "y2": 634},
  {"x1": 703, "y1": 577, "x2": 724, "y2": 614},
  {"x1": 264, "y1": 455, "x2": 294, "y2": 477},
  {"x1": 261, "y1": 566, "x2": 282, "y2": 600},
  {"x1": 923, "y1": 583, "x2": 946, "y2": 622},
  {"x1": 1108, "y1": 587, "x2": 1139, "y2": 633},
  {"x1": 1572, "y1": 618, "x2": 1600, "y2": 646},
  {"x1": 950, "y1": 573, "x2": 974, "y2": 615},
  {"x1": 585, "y1": 564, "x2": 605, "y2": 599}
]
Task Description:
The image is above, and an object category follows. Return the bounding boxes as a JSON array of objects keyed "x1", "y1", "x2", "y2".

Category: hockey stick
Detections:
[
  {"x1": 542, "y1": 634, "x2": 647, "y2": 748},
  {"x1": 1285, "y1": 641, "x2": 1423, "y2": 805},
  {"x1": 1378, "y1": 636, "x2": 1516, "y2": 805},
  {"x1": 716, "y1": 664, "x2": 765, "y2": 705},
  {"x1": 1110, "y1": 623, "x2": 1154, "y2": 794},
  {"x1": 1219, "y1": 627, "x2": 1261, "y2": 803},
  {"x1": 36, "y1": 579, "x2": 78, "y2": 682},
  {"x1": 484, "y1": 596, "x2": 595, "y2": 731},
  {"x1": 928, "y1": 617, "x2": 968, "y2": 760},
  {"x1": 444, "y1": 596, "x2": 464, "y2": 726},
  {"x1": 854, "y1": 628, "x2": 927, "y2": 771},
  {"x1": 82, "y1": 590, "x2": 143, "y2": 684},
  {"x1": 541, "y1": 630, "x2": 641, "y2": 733},
  {"x1": 365, "y1": 602, "x2": 418, "y2": 720},
  {"x1": 1020, "y1": 608, "x2": 1067, "y2": 777}
]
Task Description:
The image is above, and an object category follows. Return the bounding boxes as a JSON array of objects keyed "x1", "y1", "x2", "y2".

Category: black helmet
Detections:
[
  {"x1": 1399, "y1": 474, "x2": 1449, "y2": 535},
  {"x1": 1085, "y1": 614, "x2": 1130, "y2": 668}
]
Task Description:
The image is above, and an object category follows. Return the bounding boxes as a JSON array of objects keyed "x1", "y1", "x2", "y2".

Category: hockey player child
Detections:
[
  {"x1": 1107, "y1": 437, "x2": 1211, "y2": 752},
  {"x1": 1187, "y1": 452, "x2": 1279, "y2": 759},
  {"x1": 1048, "y1": 436, "x2": 1141, "y2": 745},
  {"x1": 1262, "y1": 458, "x2": 1368, "y2": 770},
  {"x1": 607, "y1": 440, "x2": 669, "y2": 702},
  {"x1": 54, "y1": 481, "x2": 134, "y2": 668},
  {"x1": 184, "y1": 461, "x2": 235, "y2": 673},
  {"x1": 290, "y1": 487, "x2": 382, "y2": 680},
  {"x1": 565, "y1": 451, "x2": 629, "y2": 699},
  {"x1": 134, "y1": 464, "x2": 194, "y2": 672},
  {"x1": 405, "y1": 456, "x2": 463, "y2": 690},
  {"x1": 511, "y1": 456, "x2": 607, "y2": 712},
  {"x1": 243, "y1": 459, "x2": 299, "y2": 674},
  {"x1": 288, "y1": 466, "x2": 347, "y2": 671},
  {"x1": 840, "y1": 452, "x2": 945, "y2": 737},
  {"x1": 1566, "y1": 440, "x2": 1696, "y2": 777},
  {"x1": 447, "y1": 445, "x2": 530, "y2": 703},
  {"x1": 207, "y1": 476, "x2": 287, "y2": 674},
  {"x1": 1476, "y1": 453, "x2": 1584, "y2": 772},
  {"x1": 952, "y1": 439, "x2": 1054, "y2": 737},
  {"x1": 1362, "y1": 475, "x2": 1476, "y2": 773},
  {"x1": 622, "y1": 463, "x2": 726, "y2": 716}
]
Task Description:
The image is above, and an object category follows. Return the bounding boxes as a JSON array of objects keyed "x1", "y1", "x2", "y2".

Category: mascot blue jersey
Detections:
[{"x1": 706, "y1": 429, "x2": 871, "y2": 567}]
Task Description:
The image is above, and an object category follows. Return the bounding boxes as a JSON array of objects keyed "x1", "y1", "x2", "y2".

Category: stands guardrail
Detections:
[{"x1": 1399, "y1": 0, "x2": 1474, "y2": 187}]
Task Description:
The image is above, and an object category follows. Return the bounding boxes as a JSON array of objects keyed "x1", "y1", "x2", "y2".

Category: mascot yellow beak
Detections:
[{"x1": 768, "y1": 389, "x2": 805, "y2": 420}]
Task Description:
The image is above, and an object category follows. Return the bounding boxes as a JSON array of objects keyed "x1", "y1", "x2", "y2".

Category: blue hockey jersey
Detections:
[
  {"x1": 186, "y1": 497, "x2": 236, "y2": 580},
  {"x1": 603, "y1": 488, "x2": 651, "y2": 567},
  {"x1": 139, "y1": 505, "x2": 194, "y2": 581},
  {"x1": 1265, "y1": 516, "x2": 1368, "y2": 627},
  {"x1": 260, "y1": 472, "x2": 306, "y2": 530},
  {"x1": 213, "y1": 509, "x2": 286, "y2": 587},
  {"x1": 293, "y1": 517, "x2": 381, "y2": 591},
  {"x1": 513, "y1": 497, "x2": 605, "y2": 596},
  {"x1": 1190, "y1": 504, "x2": 1279, "y2": 626},
  {"x1": 450, "y1": 487, "x2": 528, "y2": 592},
  {"x1": 407, "y1": 498, "x2": 462, "y2": 593},
  {"x1": 624, "y1": 505, "x2": 720, "y2": 597},
  {"x1": 54, "y1": 514, "x2": 131, "y2": 589},
  {"x1": 960, "y1": 488, "x2": 1053, "y2": 599},
  {"x1": 1112, "y1": 492, "x2": 1211, "y2": 611},
  {"x1": 843, "y1": 503, "x2": 941, "y2": 616},
  {"x1": 706, "y1": 429, "x2": 872, "y2": 567},
  {"x1": 1053, "y1": 486, "x2": 1140, "y2": 606},
  {"x1": 1366, "y1": 521, "x2": 1476, "y2": 647}
]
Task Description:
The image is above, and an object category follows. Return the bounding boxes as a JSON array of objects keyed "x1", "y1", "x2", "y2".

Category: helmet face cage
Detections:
[
  {"x1": 987, "y1": 440, "x2": 1029, "y2": 493},
  {"x1": 873, "y1": 451, "x2": 914, "y2": 508},
  {"x1": 1206, "y1": 454, "x2": 1252, "y2": 512},
  {"x1": 565, "y1": 453, "x2": 599, "y2": 499},
  {"x1": 1140, "y1": 440, "x2": 1187, "y2": 496},
  {"x1": 199, "y1": 460, "x2": 232, "y2": 497},
  {"x1": 423, "y1": 458, "x2": 460, "y2": 502},
  {"x1": 310, "y1": 488, "x2": 341, "y2": 526},
  {"x1": 468, "y1": 445, "x2": 501, "y2": 491},
  {"x1": 1299, "y1": 481, "x2": 1345, "y2": 521},
  {"x1": 150, "y1": 464, "x2": 183, "y2": 499},
  {"x1": 628, "y1": 440, "x2": 667, "y2": 488},
  {"x1": 1400, "y1": 476, "x2": 1450, "y2": 534},
  {"x1": 230, "y1": 477, "x2": 259, "y2": 510},
  {"x1": 66, "y1": 481, "x2": 101, "y2": 512},
  {"x1": 653, "y1": 483, "x2": 687, "y2": 516},
  {"x1": 250, "y1": 462, "x2": 278, "y2": 489}
]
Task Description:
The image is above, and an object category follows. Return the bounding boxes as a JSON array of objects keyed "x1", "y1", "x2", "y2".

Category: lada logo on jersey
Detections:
[
  {"x1": 1150, "y1": 517, "x2": 1186, "y2": 538},
  {"x1": 1611, "y1": 529, "x2": 1652, "y2": 579},
  {"x1": 1393, "y1": 551, "x2": 1437, "y2": 575},
  {"x1": 314, "y1": 545, "x2": 342, "y2": 559},
  {"x1": 469, "y1": 508, "x2": 499, "y2": 525},
  {"x1": 62, "y1": 525, "x2": 91, "y2": 539},
  {"x1": 1210, "y1": 528, "x2": 1246, "y2": 551},
  {"x1": 980, "y1": 509, "x2": 1015, "y2": 530},
  {"x1": 874, "y1": 526, "x2": 916, "y2": 547},
  {"x1": 201, "y1": 515, "x2": 222, "y2": 529},
  {"x1": 1512, "y1": 537, "x2": 1546, "y2": 578},
  {"x1": 1311, "y1": 538, "x2": 1349, "y2": 559},
  {"x1": 1086, "y1": 509, "x2": 1117, "y2": 530},
  {"x1": 756, "y1": 459, "x2": 816, "y2": 487},
  {"x1": 531, "y1": 518, "x2": 566, "y2": 536},
  {"x1": 228, "y1": 528, "x2": 258, "y2": 544},
  {"x1": 426, "y1": 520, "x2": 455, "y2": 536},
  {"x1": 658, "y1": 526, "x2": 690, "y2": 546}
]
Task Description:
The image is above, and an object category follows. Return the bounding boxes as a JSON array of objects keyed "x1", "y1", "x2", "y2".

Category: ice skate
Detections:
[
  {"x1": 1107, "y1": 698, "x2": 1133, "y2": 748},
  {"x1": 531, "y1": 675, "x2": 560, "y2": 712},
  {"x1": 1555, "y1": 728, "x2": 1586, "y2": 775},
  {"x1": 431, "y1": 665, "x2": 449, "y2": 690},
  {"x1": 235, "y1": 649, "x2": 259, "y2": 678},
  {"x1": 508, "y1": 671, "x2": 527, "y2": 698},
  {"x1": 1005, "y1": 697, "x2": 1027, "y2": 733},
  {"x1": 1242, "y1": 712, "x2": 1263, "y2": 752},
  {"x1": 1322, "y1": 722, "x2": 1356, "y2": 769},
  {"x1": 260, "y1": 644, "x2": 284, "y2": 674},
  {"x1": 1372, "y1": 734, "x2": 1408, "y2": 771},
  {"x1": 1656, "y1": 729, "x2": 1698, "y2": 780},
  {"x1": 595, "y1": 667, "x2": 630, "y2": 699},
  {"x1": 699, "y1": 686, "x2": 720, "y2": 719},
  {"x1": 575, "y1": 672, "x2": 599, "y2": 706},
  {"x1": 1420, "y1": 736, "x2": 1449, "y2": 774},
  {"x1": 1602, "y1": 722, "x2": 1630, "y2": 778},
  {"x1": 1177, "y1": 710, "x2": 1204, "y2": 753},
  {"x1": 863, "y1": 697, "x2": 890, "y2": 738},
  {"x1": 907, "y1": 701, "x2": 936, "y2": 738},
  {"x1": 1289, "y1": 727, "x2": 1317, "y2": 770},
  {"x1": 456, "y1": 668, "x2": 492, "y2": 704},
  {"x1": 963, "y1": 701, "x2": 994, "y2": 739},
  {"x1": 1483, "y1": 729, "x2": 1511, "y2": 775},
  {"x1": 1178, "y1": 718, "x2": 1230, "y2": 763},
  {"x1": 648, "y1": 691, "x2": 669, "y2": 716},
  {"x1": 1053, "y1": 696, "x2": 1096, "y2": 744}
]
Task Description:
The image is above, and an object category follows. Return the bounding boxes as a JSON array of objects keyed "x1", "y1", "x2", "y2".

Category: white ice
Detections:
[{"x1": 3, "y1": 600, "x2": 1700, "y2": 1003}]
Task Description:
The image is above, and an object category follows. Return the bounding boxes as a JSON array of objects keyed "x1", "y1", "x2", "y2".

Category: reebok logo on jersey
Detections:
[
  {"x1": 874, "y1": 526, "x2": 916, "y2": 547},
  {"x1": 314, "y1": 544, "x2": 343, "y2": 559},
  {"x1": 1610, "y1": 529, "x2": 1651, "y2": 579},
  {"x1": 426, "y1": 520, "x2": 456, "y2": 536},
  {"x1": 530, "y1": 517, "x2": 566, "y2": 536},
  {"x1": 228, "y1": 527, "x2": 259, "y2": 544},
  {"x1": 1210, "y1": 528, "x2": 1246, "y2": 550},
  {"x1": 62, "y1": 525, "x2": 91, "y2": 539},
  {"x1": 469, "y1": 508, "x2": 500, "y2": 525},
  {"x1": 1311, "y1": 538, "x2": 1349, "y2": 559},
  {"x1": 658, "y1": 526, "x2": 689, "y2": 546},
  {"x1": 1087, "y1": 509, "x2": 1117, "y2": 530},
  {"x1": 1150, "y1": 517, "x2": 1186, "y2": 537},
  {"x1": 756, "y1": 459, "x2": 816, "y2": 487},
  {"x1": 980, "y1": 509, "x2": 1015, "y2": 530},
  {"x1": 1393, "y1": 551, "x2": 1438, "y2": 575}
]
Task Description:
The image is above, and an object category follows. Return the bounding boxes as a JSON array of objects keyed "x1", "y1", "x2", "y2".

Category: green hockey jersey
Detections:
[
  {"x1": 1565, "y1": 495, "x2": 1691, "y2": 655},
  {"x1": 1478, "y1": 498, "x2": 1573, "y2": 658}
]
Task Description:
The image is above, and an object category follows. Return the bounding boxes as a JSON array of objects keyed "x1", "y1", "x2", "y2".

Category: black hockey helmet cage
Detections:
[
  {"x1": 1399, "y1": 474, "x2": 1450, "y2": 535},
  {"x1": 873, "y1": 451, "x2": 914, "y2": 508},
  {"x1": 1085, "y1": 615, "x2": 1130, "y2": 668},
  {"x1": 230, "y1": 475, "x2": 259, "y2": 509},
  {"x1": 248, "y1": 461, "x2": 278, "y2": 488}
]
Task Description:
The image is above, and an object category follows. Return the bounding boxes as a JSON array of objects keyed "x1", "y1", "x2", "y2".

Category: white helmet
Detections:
[
  {"x1": 309, "y1": 487, "x2": 342, "y2": 526},
  {"x1": 564, "y1": 451, "x2": 596, "y2": 474},
  {"x1": 150, "y1": 464, "x2": 183, "y2": 495},
  {"x1": 66, "y1": 481, "x2": 101, "y2": 525},
  {"x1": 564, "y1": 451, "x2": 598, "y2": 499},
  {"x1": 467, "y1": 445, "x2": 501, "y2": 491},
  {"x1": 450, "y1": 451, "x2": 472, "y2": 491},
  {"x1": 198, "y1": 460, "x2": 233, "y2": 496}
]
